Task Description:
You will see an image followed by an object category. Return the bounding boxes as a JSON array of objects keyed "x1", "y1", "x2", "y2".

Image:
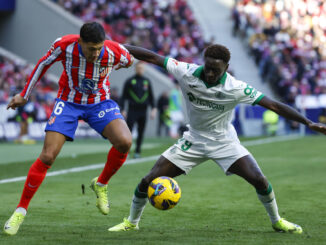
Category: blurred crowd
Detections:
[
  {"x1": 232, "y1": 0, "x2": 326, "y2": 105},
  {"x1": 52, "y1": 0, "x2": 209, "y2": 64},
  {"x1": 0, "y1": 54, "x2": 57, "y2": 122}
]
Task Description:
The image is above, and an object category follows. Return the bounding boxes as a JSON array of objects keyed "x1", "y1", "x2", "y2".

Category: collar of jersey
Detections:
[
  {"x1": 192, "y1": 66, "x2": 227, "y2": 88},
  {"x1": 77, "y1": 43, "x2": 105, "y2": 61}
]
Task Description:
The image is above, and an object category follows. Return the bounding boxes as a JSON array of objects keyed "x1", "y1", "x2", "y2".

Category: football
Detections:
[{"x1": 147, "y1": 176, "x2": 181, "y2": 210}]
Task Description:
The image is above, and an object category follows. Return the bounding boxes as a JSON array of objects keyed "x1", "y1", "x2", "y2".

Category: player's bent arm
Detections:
[
  {"x1": 124, "y1": 44, "x2": 165, "y2": 68},
  {"x1": 258, "y1": 96, "x2": 326, "y2": 134}
]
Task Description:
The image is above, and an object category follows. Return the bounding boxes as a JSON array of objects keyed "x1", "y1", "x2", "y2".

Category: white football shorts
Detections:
[{"x1": 162, "y1": 128, "x2": 250, "y2": 175}]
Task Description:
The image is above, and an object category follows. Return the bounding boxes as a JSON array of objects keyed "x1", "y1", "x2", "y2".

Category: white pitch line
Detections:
[
  {"x1": 241, "y1": 135, "x2": 301, "y2": 146},
  {"x1": 0, "y1": 135, "x2": 302, "y2": 185},
  {"x1": 0, "y1": 155, "x2": 160, "y2": 185}
]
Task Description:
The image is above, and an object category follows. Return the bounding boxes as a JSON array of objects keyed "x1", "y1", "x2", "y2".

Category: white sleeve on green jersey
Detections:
[
  {"x1": 164, "y1": 57, "x2": 190, "y2": 81},
  {"x1": 232, "y1": 79, "x2": 265, "y2": 105}
]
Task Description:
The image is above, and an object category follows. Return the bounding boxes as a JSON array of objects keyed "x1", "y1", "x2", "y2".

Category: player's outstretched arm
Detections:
[
  {"x1": 7, "y1": 94, "x2": 27, "y2": 110},
  {"x1": 258, "y1": 96, "x2": 326, "y2": 135},
  {"x1": 123, "y1": 45, "x2": 165, "y2": 68}
]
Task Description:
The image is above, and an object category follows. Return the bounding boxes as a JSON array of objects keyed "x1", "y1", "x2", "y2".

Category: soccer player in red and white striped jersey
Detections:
[{"x1": 4, "y1": 22, "x2": 134, "y2": 236}]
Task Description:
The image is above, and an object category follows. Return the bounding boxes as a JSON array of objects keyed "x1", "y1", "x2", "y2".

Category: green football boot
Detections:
[
  {"x1": 108, "y1": 218, "x2": 139, "y2": 232},
  {"x1": 3, "y1": 211, "x2": 25, "y2": 236},
  {"x1": 90, "y1": 177, "x2": 109, "y2": 215},
  {"x1": 272, "y1": 218, "x2": 303, "y2": 234}
]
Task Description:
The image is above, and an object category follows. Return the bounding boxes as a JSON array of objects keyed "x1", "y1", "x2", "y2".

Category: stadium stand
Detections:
[
  {"x1": 232, "y1": 0, "x2": 326, "y2": 105},
  {"x1": 0, "y1": 51, "x2": 57, "y2": 120},
  {"x1": 52, "y1": 0, "x2": 209, "y2": 64},
  {"x1": 0, "y1": 48, "x2": 58, "y2": 141}
]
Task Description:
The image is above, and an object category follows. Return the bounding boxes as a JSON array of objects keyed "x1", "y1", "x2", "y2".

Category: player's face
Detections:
[
  {"x1": 203, "y1": 57, "x2": 228, "y2": 84},
  {"x1": 78, "y1": 38, "x2": 104, "y2": 63}
]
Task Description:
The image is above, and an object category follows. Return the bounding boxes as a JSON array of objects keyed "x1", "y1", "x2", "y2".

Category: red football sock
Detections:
[
  {"x1": 97, "y1": 147, "x2": 128, "y2": 185},
  {"x1": 17, "y1": 158, "x2": 51, "y2": 210}
]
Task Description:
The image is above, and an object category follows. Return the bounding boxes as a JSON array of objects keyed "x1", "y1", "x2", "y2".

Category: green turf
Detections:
[{"x1": 0, "y1": 136, "x2": 325, "y2": 244}]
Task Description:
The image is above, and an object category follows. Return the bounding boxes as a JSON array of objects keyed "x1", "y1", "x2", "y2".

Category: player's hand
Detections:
[
  {"x1": 308, "y1": 122, "x2": 326, "y2": 135},
  {"x1": 7, "y1": 94, "x2": 27, "y2": 110},
  {"x1": 122, "y1": 110, "x2": 127, "y2": 118},
  {"x1": 150, "y1": 108, "x2": 157, "y2": 120},
  {"x1": 114, "y1": 64, "x2": 125, "y2": 70}
]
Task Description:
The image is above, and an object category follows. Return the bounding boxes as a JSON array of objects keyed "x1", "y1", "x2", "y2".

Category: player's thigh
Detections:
[
  {"x1": 40, "y1": 131, "x2": 67, "y2": 165},
  {"x1": 87, "y1": 100, "x2": 131, "y2": 145},
  {"x1": 139, "y1": 156, "x2": 185, "y2": 192},
  {"x1": 228, "y1": 154, "x2": 268, "y2": 189},
  {"x1": 102, "y1": 118, "x2": 132, "y2": 147}
]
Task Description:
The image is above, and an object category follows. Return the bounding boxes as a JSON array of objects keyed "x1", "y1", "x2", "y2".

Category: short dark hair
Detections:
[
  {"x1": 204, "y1": 44, "x2": 231, "y2": 64},
  {"x1": 80, "y1": 22, "x2": 105, "y2": 43}
]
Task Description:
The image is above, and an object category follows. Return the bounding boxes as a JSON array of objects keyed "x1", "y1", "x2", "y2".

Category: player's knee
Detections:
[
  {"x1": 253, "y1": 174, "x2": 268, "y2": 190},
  {"x1": 139, "y1": 177, "x2": 152, "y2": 192},
  {"x1": 39, "y1": 151, "x2": 56, "y2": 166},
  {"x1": 114, "y1": 137, "x2": 132, "y2": 153}
]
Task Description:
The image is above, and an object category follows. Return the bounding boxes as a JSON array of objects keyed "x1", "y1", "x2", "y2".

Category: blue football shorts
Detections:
[{"x1": 45, "y1": 98, "x2": 124, "y2": 141}]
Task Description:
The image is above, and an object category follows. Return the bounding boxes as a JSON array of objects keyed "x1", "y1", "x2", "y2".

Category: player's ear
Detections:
[{"x1": 224, "y1": 63, "x2": 229, "y2": 73}]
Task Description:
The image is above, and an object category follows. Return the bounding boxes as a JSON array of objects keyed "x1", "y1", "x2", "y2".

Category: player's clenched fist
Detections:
[{"x1": 7, "y1": 94, "x2": 27, "y2": 110}]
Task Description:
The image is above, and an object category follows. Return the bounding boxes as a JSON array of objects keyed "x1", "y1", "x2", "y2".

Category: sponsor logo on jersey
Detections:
[
  {"x1": 187, "y1": 92, "x2": 224, "y2": 111},
  {"x1": 98, "y1": 107, "x2": 120, "y2": 118},
  {"x1": 48, "y1": 116, "x2": 56, "y2": 125},
  {"x1": 75, "y1": 79, "x2": 100, "y2": 94}
]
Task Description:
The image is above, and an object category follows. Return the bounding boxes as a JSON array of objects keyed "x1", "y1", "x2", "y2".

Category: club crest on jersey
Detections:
[
  {"x1": 99, "y1": 66, "x2": 109, "y2": 77},
  {"x1": 215, "y1": 92, "x2": 226, "y2": 99},
  {"x1": 48, "y1": 116, "x2": 56, "y2": 125},
  {"x1": 76, "y1": 78, "x2": 100, "y2": 94}
]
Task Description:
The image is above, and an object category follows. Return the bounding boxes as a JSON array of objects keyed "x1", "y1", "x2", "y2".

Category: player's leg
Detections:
[
  {"x1": 134, "y1": 114, "x2": 146, "y2": 158},
  {"x1": 89, "y1": 118, "x2": 132, "y2": 215},
  {"x1": 100, "y1": 118, "x2": 132, "y2": 182},
  {"x1": 4, "y1": 99, "x2": 81, "y2": 235},
  {"x1": 87, "y1": 100, "x2": 132, "y2": 214},
  {"x1": 228, "y1": 155, "x2": 302, "y2": 234},
  {"x1": 109, "y1": 155, "x2": 184, "y2": 231},
  {"x1": 4, "y1": 131, "x2": 66, "y2": 235}
]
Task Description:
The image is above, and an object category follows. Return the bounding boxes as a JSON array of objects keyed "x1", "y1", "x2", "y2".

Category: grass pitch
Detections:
[{"x1": 0, "y1": 136, "x2": 325, "y2": 245}]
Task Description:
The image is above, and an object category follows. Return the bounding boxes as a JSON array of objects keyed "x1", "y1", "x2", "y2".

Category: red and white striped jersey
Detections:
[{"x1": 20, "y1": 34, "x2": 133, "y2": 104}]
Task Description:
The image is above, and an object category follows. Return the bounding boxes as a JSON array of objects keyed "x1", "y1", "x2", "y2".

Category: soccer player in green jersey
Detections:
[{"x1": 109, "y1": 44, "x2": 326, "y2": 233}]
